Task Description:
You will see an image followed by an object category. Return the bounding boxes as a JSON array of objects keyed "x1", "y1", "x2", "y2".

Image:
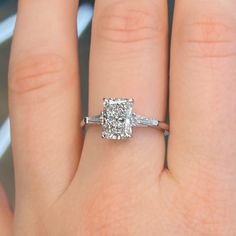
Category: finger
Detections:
[
  {"x1": 9, "y1": 0, "x2": 81, "y2": 209},
  {"x1": 78, "y1": 0, "x2": 168, "y2": 189},
  {"x1": 169, "y1": 1, "x2": 236, "y2": 188},
  {"x1": 0, "y1": 184, "x2": 12, "y2": 236}
]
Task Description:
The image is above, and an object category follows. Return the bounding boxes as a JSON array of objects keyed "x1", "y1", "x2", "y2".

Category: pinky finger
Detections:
[{"x1": 0, "y1": 184, "x2": 12, "y2": 236}]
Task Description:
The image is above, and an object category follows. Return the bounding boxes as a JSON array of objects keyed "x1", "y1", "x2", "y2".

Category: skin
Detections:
[{"x1": 1, "y1": 0, "x2": 236, "y2": 235}]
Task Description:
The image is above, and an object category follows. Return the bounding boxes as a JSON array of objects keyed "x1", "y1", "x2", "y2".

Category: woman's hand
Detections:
[{"x1": 1, "y1": 0, "x2": 236, "y2": 235}]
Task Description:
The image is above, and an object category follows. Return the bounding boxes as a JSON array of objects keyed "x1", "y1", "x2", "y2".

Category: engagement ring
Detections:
[{"x1": 81, "y1": 98, "x2": 169, "y2": 140}]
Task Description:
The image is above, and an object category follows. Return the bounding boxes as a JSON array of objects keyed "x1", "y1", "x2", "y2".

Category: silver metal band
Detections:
[
  {"x1": 80, "y1": 113, "x2": 169, "y2": 132},
  {"x1": 81, "y1": 98, "x2": 169, "y2": 140}
]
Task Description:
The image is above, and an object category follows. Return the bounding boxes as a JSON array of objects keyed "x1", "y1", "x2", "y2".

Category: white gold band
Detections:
[
  {"x1": 81, "y1": 98, "x2": 168, "y2": 140},
  {"x1": 81, "y1": 114, "x2": 169, "y2": 132}
]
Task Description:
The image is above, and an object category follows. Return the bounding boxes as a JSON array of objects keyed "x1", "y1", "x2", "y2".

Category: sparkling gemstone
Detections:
[{"x1": 102, "y1": 98, "x2": 133, "y2": 140}]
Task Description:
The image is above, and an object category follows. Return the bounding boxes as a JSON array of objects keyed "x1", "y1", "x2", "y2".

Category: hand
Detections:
[{"x1": 1, "y1": 0, "x2": 236, "y2": 235}]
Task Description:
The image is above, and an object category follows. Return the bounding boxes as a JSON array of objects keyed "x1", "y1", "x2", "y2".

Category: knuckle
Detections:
[
  {"x1": 9, "y1": 53, "x2": 71, "y2": 96},
  {"x1": 179, "y1": 15, "x2": 236, "y2": 59},
  {"x1": 95, "y1": 1, "x2": 166, "y2": 44}
]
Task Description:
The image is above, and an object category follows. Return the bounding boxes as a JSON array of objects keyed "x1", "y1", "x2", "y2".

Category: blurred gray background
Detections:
[{"x1": 0, "y1": 0, "x2": 174, "y2": 207}]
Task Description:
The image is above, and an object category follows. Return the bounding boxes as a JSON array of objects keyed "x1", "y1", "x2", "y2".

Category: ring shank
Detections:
[
  {"x1": 81, "y1": 114, "x2": 169, "y2": 132},
  {"x1": 80, "y1": 115, "x2": 101, "y2": 127},
  {"x1": 158, "y1": 122, "x2": 169, "y2": 132}
]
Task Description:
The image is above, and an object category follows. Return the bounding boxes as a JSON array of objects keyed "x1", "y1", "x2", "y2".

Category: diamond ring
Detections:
[{"x1": 81, "y1": 98, "x2": 169, "y2": 140}]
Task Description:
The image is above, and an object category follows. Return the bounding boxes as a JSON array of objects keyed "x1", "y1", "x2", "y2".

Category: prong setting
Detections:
[
  {"x1": 101, "y1": 98, "x2": 133, "y2": 140},
  {"x1": 81, "y1": 98, "x2": 169, "y2": 139}
]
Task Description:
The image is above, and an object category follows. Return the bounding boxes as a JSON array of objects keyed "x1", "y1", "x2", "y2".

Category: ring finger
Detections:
[{"x1": 76, "y1": 0, "x2": 168, "y2": 220}]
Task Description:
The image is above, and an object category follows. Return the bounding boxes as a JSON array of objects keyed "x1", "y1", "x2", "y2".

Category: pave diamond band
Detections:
[{"x1": 81, "y1": 98, "x2": 169, "y2": 140}]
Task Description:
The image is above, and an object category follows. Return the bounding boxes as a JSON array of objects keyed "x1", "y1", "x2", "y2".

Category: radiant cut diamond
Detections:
[{"x1": 102, "y1": 98, "x2": 134, "y2": 140}]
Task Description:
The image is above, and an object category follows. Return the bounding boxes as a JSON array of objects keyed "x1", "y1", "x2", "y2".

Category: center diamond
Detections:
[{"x1": 102, "y1": 98, "x2": 134, "y2": 140}]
